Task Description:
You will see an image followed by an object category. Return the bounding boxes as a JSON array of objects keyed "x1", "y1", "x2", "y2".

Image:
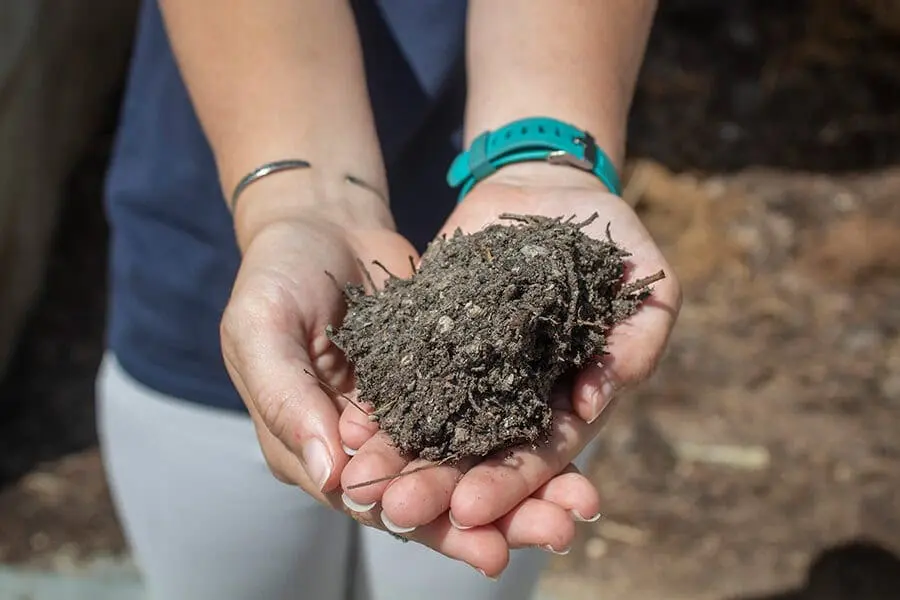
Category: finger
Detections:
[
  {"x1": 532, "y1": 464, "x2": 602, "y2": 523},
  {"x1": 494, "y1": 498, "x2": 576, "y2": 554},
  {"x1": 571, "y1": 297, "x2": 677, "y2": 423},
  {"x1": 336, "y1": 498, "x2": 510, "y2": 578},
  {"x1": 449, "y1": 409, "x2": 592, "y2": 528},
  {"x1": 410, "y1": 515, "x2": 509, "y2": 578},
  {"x1": 571, "y1": 235, "x2": 681, "y2": 424},
  {"x1": 382, "y1": 460, "x2": 601, "y2": 535},
  {"x1": 339, "y1": 474, "x2": 509, "y2": 576},
  {"x1": 242, "y1": 409, "x2": 511, "y2": 578},
  {"x1": 380, "y1": 456, "x2": 479, "y2": 531},
  {"x1": 339, "y1": 399, "x2": 379, "y2": 456},
  {"x1": 340, "y1": 430, "x2": 409, "y2": 506},
  {"x1": 243, "y1": 391, "x2": 512, "y2": 577},
  {"x1": 228, "y1": 365, "x2": 313, "y2": 486},
  {"x1": 221, "y1": 287, "x2": 348, "y2": 493}
]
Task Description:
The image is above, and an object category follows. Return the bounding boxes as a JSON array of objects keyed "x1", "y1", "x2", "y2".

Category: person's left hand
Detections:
[{"x1": 340, "y1": 162, "x2": 681, "y2": 545}]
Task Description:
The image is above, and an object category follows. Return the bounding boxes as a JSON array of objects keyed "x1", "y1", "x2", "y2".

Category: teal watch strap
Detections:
[{"x1": 446, "y1": 117, "x2": 621, "y2": 201}]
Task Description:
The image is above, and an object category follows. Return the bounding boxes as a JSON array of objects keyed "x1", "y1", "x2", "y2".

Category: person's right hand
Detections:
[
  {"x1": 221, "y1": 212, "x2": 409, "y2": 496},
  {"x1": 219, "y1": 209, "x2": 597, "y2": 577}
]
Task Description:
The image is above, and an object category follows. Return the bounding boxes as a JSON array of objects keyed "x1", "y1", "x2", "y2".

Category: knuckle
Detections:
[
  {"x1": 220, "y1": 295, "x2": 257, "y2": 344},
  {"x1": 258, "y1": 388, "x2": 304, "y2": 445},
  {"x1": 221, "y1": 280, "x2": 295, "y2": 343}
]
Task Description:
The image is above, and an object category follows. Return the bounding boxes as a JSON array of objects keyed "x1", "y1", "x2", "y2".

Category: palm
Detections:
[{"x1": 235, "y1": 221, "x2": 417, "y2": 395}]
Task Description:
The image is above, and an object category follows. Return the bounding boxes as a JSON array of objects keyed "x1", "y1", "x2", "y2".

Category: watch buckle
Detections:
[{"x1": 547, "y1": 133, "x2": 597, "y2": 172}]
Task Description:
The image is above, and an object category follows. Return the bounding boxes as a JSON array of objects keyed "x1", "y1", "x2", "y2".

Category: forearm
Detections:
[
  {"x1": 158, "y1": 0, "x2": 392, "y2": 245},
  {"x1": 465, "y1": 0, "x2": 656, "y2": 172}
]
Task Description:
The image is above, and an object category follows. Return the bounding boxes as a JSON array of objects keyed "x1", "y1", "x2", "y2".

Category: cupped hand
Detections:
[
  {"x1": 340, "y1": 401, "x2": 603, "y2": 556},
  {"x1": 220, "y1": 210, "x2": 600, "y2": 576},
  {"x1": 221, "y1": 214, "x2": 413, "y2": 495},
  {"x1": 340, "y1": 163, "x2": 681, "y2": 552}
]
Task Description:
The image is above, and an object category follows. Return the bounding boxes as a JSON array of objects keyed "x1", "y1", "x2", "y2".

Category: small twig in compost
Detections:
[
  {"x1": 345, "y1": 453, "x2": 463, "y2": 490},
  {"x1": 622, "y1": 270, "x2": 667, "y2": 295},
  {"x1": 356, "y1": 258, "x2": 377, "y2": 293},
  {"x1": 372, "y1": 259, "x2": 400, "y2": 281},
  {"x1": 302, "y1": 369, "x2": 368, "y2": 415},
  {"x1": 324, "y1": 271, "x2": 342, "y2": 293}
]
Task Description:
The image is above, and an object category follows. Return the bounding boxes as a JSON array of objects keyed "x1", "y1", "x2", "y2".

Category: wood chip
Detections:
[
  {"x1": 585, "y1": 537, "x2": 609, "y2": 560},
  {"x1": 596, "y1": 520, "x2": 650, "y2": 546},
  {"x1": 674, "y1": 441, "x2": 771, "y2": 470}
]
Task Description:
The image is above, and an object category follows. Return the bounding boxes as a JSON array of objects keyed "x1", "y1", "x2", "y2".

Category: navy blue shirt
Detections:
[{"x1": 104, "y1": 0, "x2": 466, "y2": 412}]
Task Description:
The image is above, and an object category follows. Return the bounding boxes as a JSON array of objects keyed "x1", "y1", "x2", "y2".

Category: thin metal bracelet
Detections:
[
  {"x1": 344, "y1": 173, "x2": 388, "y2": 205},
  {"x1": 230, "y1": 159, "x2": 311, "y2": 211},
  {"x1": 230, "y1": 159, "x2": 388, "y2": 211}
]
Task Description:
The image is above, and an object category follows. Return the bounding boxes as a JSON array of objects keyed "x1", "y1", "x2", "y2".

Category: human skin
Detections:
[{"x1": 160, "y1": 0, "x2": 676, "y2": 578}]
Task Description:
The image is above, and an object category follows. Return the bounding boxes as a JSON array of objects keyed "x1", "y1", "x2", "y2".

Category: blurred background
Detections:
[{"x1": 0, "y1": 1, "x2": 898, "y2": 598}]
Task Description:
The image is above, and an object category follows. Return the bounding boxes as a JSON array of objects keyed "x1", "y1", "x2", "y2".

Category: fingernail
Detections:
[
  {"x1": 381, "y1": 511, "x2": 416, "y2": 534},
  {"x1": 341, "y1": 442, "x2": 357, "y2": 457},
  {"x1": 341, "y1": 492, "x2": 376, "y2": 513},
  {"x1": 543, "y1": 544, "x2": 571, "y2": 556},
  {"x1": 476, "y1": 568, "x2": 499, "y2": 581},
  {"x1": 449, "y1": 511, "x2": 473, "y2": 530},
  {"x1": 570, "y1": 509, "x2": 602, "y2": 523},
  {"x1": 588, "y1": 378, "x2": 616, "y2": 424},
  {"x1": 301, "y1": 439, "x2": 333, "y2": 490}
]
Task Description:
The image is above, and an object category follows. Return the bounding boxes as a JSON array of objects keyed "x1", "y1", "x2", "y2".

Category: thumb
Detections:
[
  {"x1": 572, "y1": 267, "x2": 681, "y2": 424},
  {"x1": 221, "y1": 292, "x2": 348, "y2": 493}
]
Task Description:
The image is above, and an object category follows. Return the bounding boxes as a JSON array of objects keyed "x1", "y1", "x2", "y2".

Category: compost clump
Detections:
[{"x1": 328, "y1": 213, "x2": 664, "y2": 464}]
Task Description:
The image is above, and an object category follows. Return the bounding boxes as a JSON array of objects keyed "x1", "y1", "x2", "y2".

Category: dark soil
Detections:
[{"x1": 330, "y1": 215, "x2": 661, "y2": 462}]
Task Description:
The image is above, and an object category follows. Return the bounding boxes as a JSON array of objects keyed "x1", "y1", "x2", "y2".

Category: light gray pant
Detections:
[{"x1": 96, "y1": 354, "x2": 548, "y2": 600}]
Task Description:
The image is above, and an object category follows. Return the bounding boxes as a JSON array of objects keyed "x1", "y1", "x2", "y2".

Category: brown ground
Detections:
[
  {"x1": 1, "y1": 1, "x2": 899, "y2": 598},
  {"x1": 543, "y1": 164, "x2": 900, "y2": 600}
]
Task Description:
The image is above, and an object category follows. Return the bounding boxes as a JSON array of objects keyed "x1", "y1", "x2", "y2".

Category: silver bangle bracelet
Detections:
[
  {"x1": 229, "y1": 160, "x2": 388, "y2": 211},
  {"x1": 229, "y1": 159, "x2": 311, "y2": 211},
  {"x1": 344, "y1": 173, "x2": 388, "y2": 205}
]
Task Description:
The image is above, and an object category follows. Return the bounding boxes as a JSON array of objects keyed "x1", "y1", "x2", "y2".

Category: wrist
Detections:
[
  {"x1": 475, "y1": 161, "x2": 615, "y2": 194},
  {"x1": 464, "y1": 109, "x2": 625, "y2": 176},
  {"x1": 231, "y1": 168, "x2": 394, "y2": 251},
  {"x1": 449, "y1": 117, "x2": 623, "y2": 201}
]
